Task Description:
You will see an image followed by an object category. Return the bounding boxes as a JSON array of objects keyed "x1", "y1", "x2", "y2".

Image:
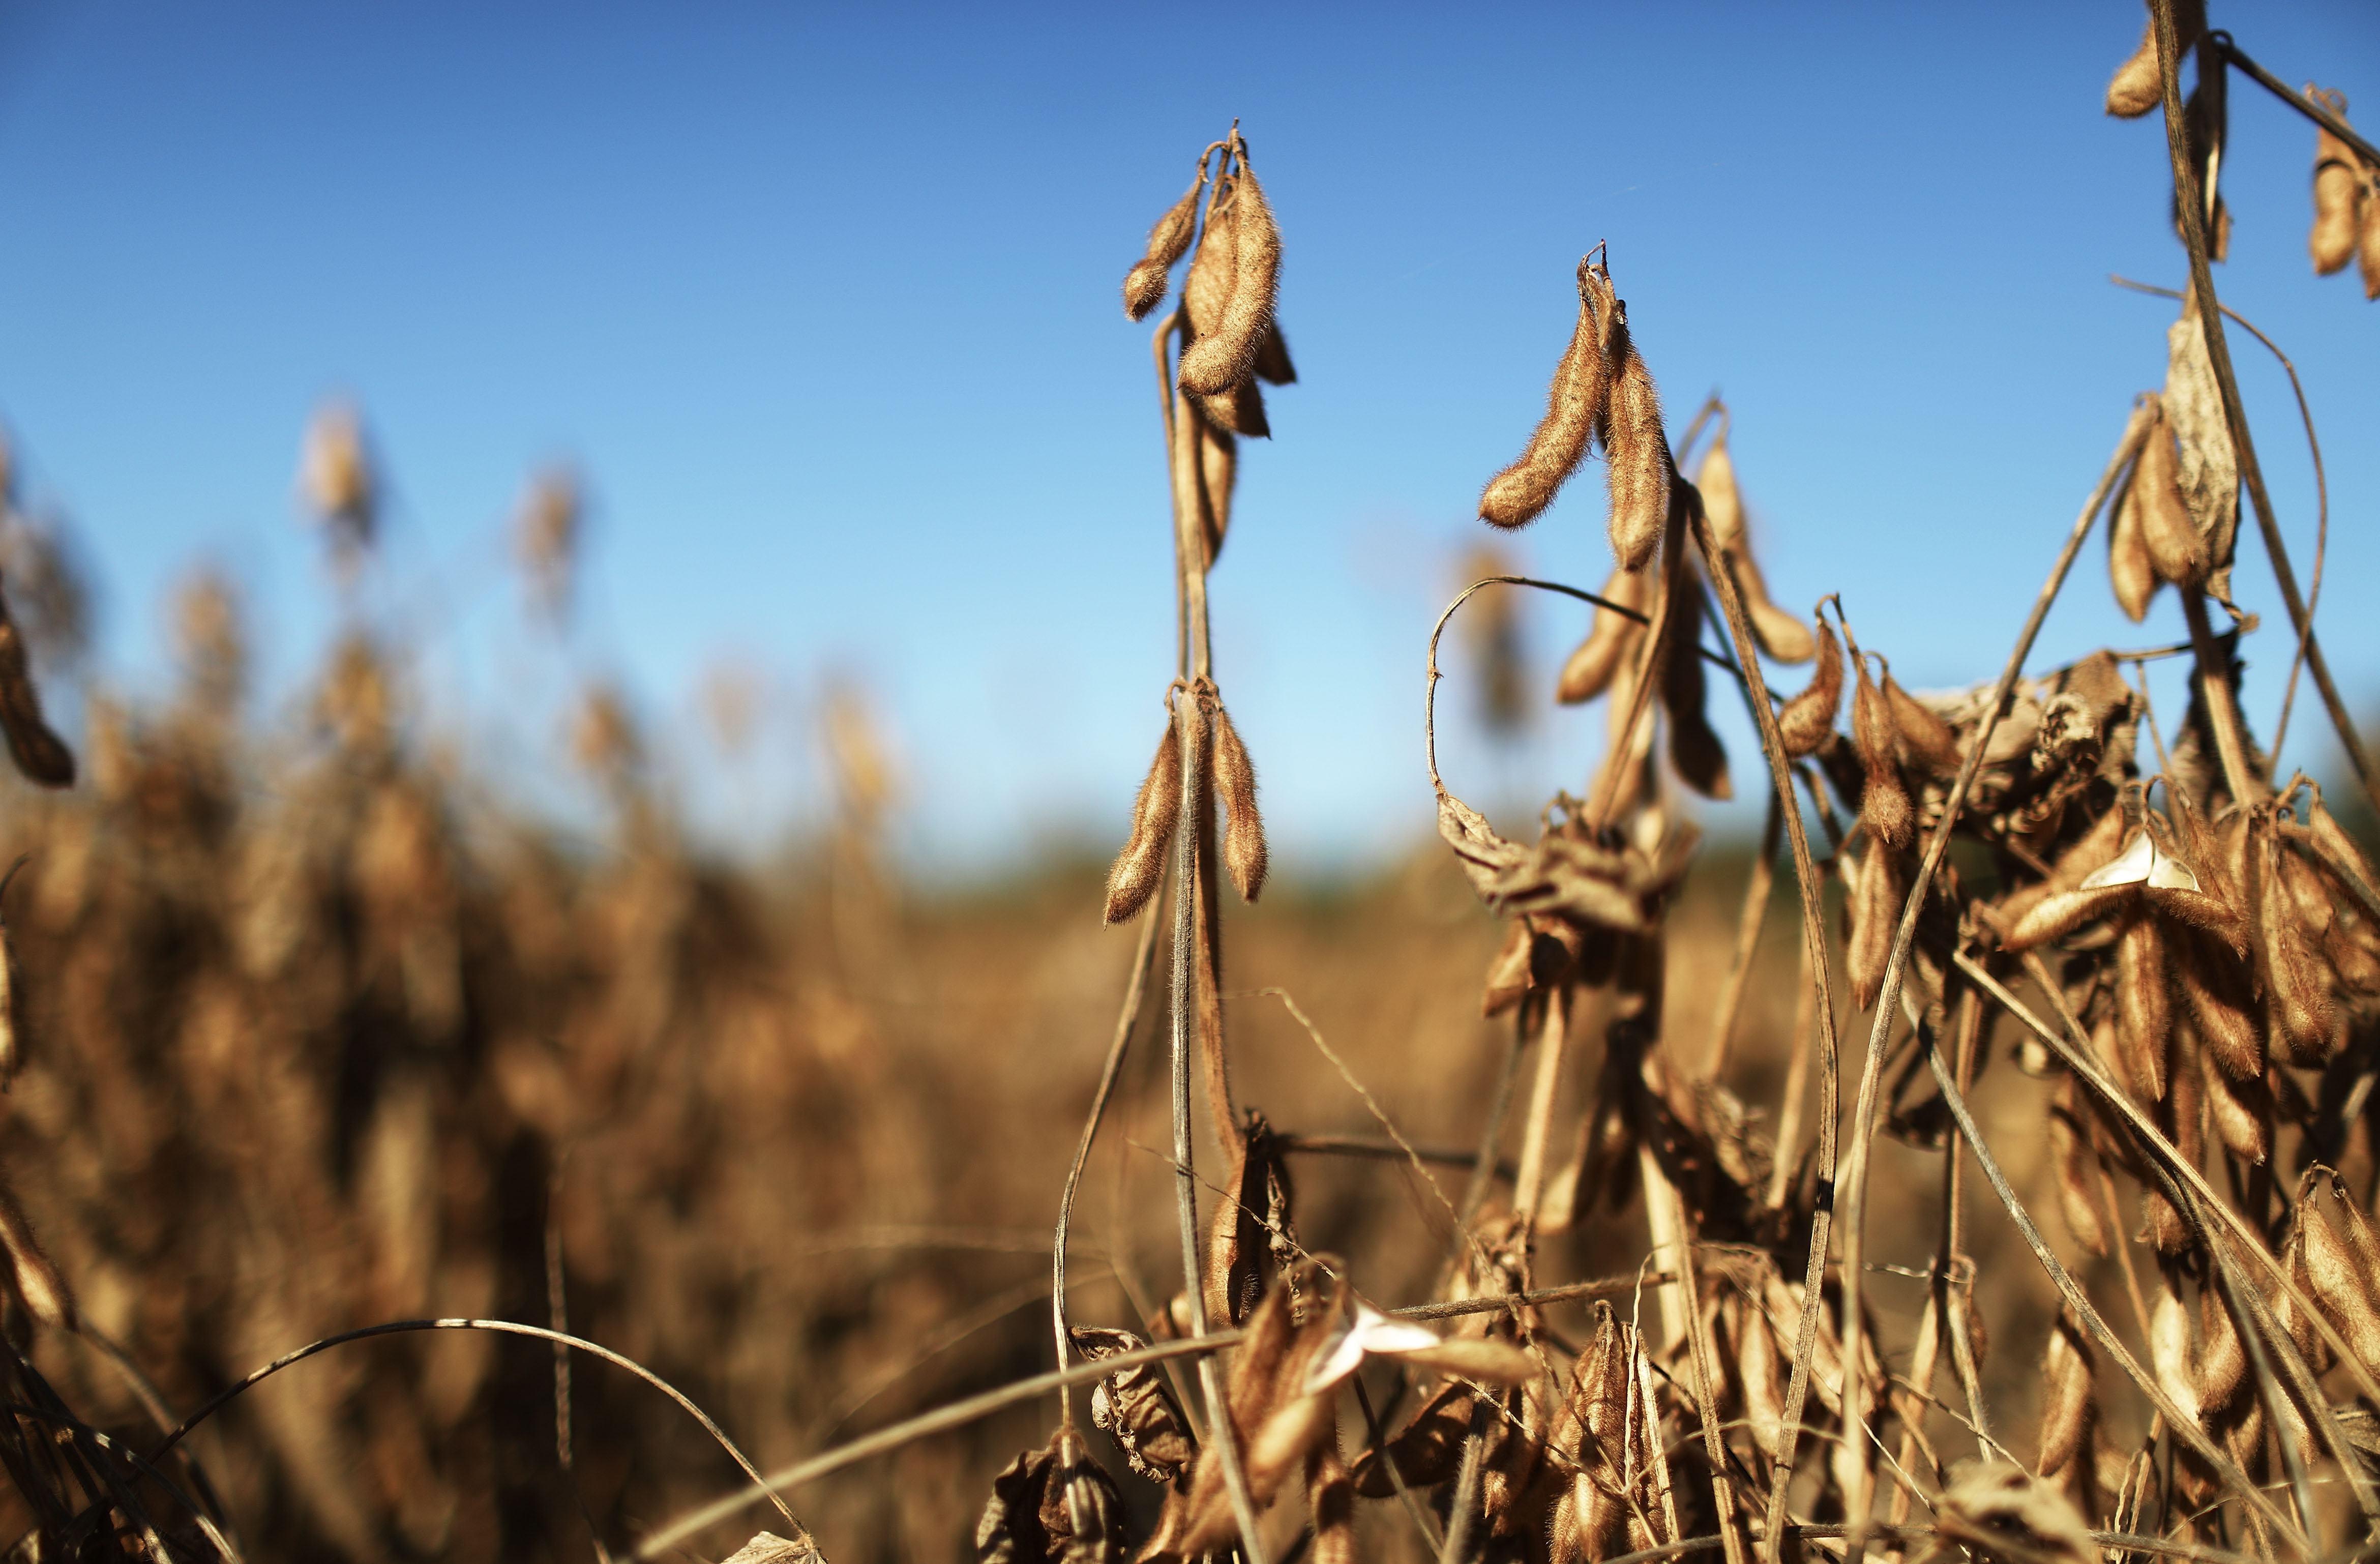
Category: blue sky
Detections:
[{"x1": 0, "y1": 3, "x2": 2372, "y2": 876}]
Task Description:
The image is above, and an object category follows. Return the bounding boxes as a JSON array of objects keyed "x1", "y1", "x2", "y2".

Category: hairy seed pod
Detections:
[
  {"x1": 1183, "y1": 176, "x2": 1236, "y2": 338},
  {"x1": 2309, "y1": 90, "x2": 2363, "y2": 276},
  {"x1": 1177, "y1": 162, "x2": 1280, "y2": 397},
  {"x1": 1884, "y1": 671, "x2": 1960, "y2": 779},
  {"x1": 2329, "y1": 1168, "x2": 2380, "y2": 1307},
  {"x1": 2307, "y1": 786, "x2": 2378, "y2": 888},
  {"x1": 2199, "y1": 1043, "x2": 2270, "y2": 1164},
  {"x1": 1198, "y1": 420, "x2": 1236, "y2": 565},
  {"x1": 0, "y1": 581, "x2": 72, "y2": 789},
  {"x1": 2197, "y1": 1280, "x2": 2246, "y2": 1419},
  {"x1": 1852, "y1": 652, "x2": 1910, "y2": 850},
  {"x1": 2113, "y1": 911, "x2": 2173, "y2": 1101},
  {"x1": 1481, "y1": 260, "x2": 1608, "y2": 530},
  {"x1": 2131, "y1": 406, "x2": 2208, "y2": 590},
  {"x1": 2108, "y1": 450, "x2": 2157, "y2": 622},
  {"x1": 0, "y1": 1171, "x2": 72, "y2": 1332},
  {"x1": 1777, "y1": 617, "x2": 1844, "y2": 758},
  {"x1": 2145, "y1": 1054, "x2": 2203, "y2": 1254},
  {"x1": 1213, "y1": 703, "x2": 1267, "y2": 902},
  {"x1": 1844, "y1": 839, "x2": 1899, "y2": 1013},
  {"x1": 2360, "y1": 179, "x2": 2380, "y2": 301},
  {"x1": 2298, "y1": 1171, "x2": 2380, "y2": 1373},
  {"x1": 2050, "y1": 1084, "x2": 2107, "y2": 1256},
  {"x1": 2039, "y1": 1310, "x2": 2098, "y2": 1519},
  {"x1": 1556, "y1": 565, "x2": 1649, "y2": 705},
  {"x1": 2105, "y1": 1, "x2": 2205, "y2": 120},
  {"x1": 2175, "y1": 928, "x2": 2264, "y2": 1078},
  {"x1": 1123, "y1": 172, "x2": 1206, "y2": 321},
  {"x1": 1660, "y1": 579, "x2": 1730, "y2": 800},
  {"x1": 2003, "y1": 884, "x2": 2131, "y2": 952},
  {"x1": 1104, "y1": 711, "x2": 1186, "y2": 925},
  {"x1": 2149, "y1": 1271, "x2": 2199, "y2": 1421},
  {"x1": 1253, "y1": 323, "x2": 1296, "y2": 386},
  {"x1": 2254, "y1": 824, "x2": 2341, "y2": 1066},
  {"x1": 1597, "y1": 288, "x2": 1670, "y2": 572}
]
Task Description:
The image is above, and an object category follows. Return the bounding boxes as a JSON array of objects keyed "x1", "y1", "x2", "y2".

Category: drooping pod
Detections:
[
  {"x1": 2108, "y1": 445, "x2": 2156, "y2": 622},
  {"x1": 1480, "y1": 259, "x2": 1607, "y2": 530},
  {"x1": 1104, "y1": 706, "x2": 1188, "y2": 925},
  {"x1": 1659, "y1": 576, "x2": 1730, "y2": 801},
  {"x1": 1595, "y1": 274, "x2": 1670, "y2": 572},
  {"x1": 2105, "y1": 0, "x2": 2203, "y2": 120},
  {"x1": 2309, "y1": 88, "x2": 2364, "y2": 277},
  {"x1": 2112, "y1": 910, "x2": 2173, "y2": 1101},
  {"x1": 2131, "y1": 399, "x2": 2208, "y2": 590},
  {"x1": 1177, "y1": 160, "x2": 1281, "y2": 399},
  {"x1": 1123, "y1": 167, "x2": 1208, "y2": 321},
  {"x1": 1212, "y1": 701, "x2": 1267, "y2": 902},
  {"x1": 1883, "y1": 668, "x2": 1960, "y2": 779},
  {"x1": 1696, "y1": 426, "x2": 1814, "y2": 663},
  {"x1": 0, "y1": 577, "x2": 73, "y2": 788},
  {"x1": 2038, "y1": 1310, "x2": 2099, "y2": 1524},
  {"x1": 1197, "y1": 421, "x2": 1236, "y2": 564},
  {"x1": 1775, "y1": 615, "x2": 1843, "y2": 758},
  {"x1": 1843, "y1": 837, "x2": 1899, "y2": 1013},
  {"x1": 1556, "y1": 564, "x2": 1649, "y2": 705},
  {"x1": 1851, "y1": 650, "x2": 1911, "y2": 851}
]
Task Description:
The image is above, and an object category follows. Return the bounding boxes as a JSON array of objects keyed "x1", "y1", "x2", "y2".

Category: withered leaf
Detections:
[{"x1": 1071, "y1": 1326, "x2": 1194, "y2": 1484}]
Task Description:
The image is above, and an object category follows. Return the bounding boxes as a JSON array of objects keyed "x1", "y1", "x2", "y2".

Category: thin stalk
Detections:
[
  {"x1": 1686, "y1": 500, "x2": 1843, "y2": 1564},
  {"x1": 1053, "y1": 896, "x2": 1164, "y2": 1424},
  {"x1": 2214, "y1": 33, "x2": 2380, "y2": 169},
  {"x1": 1673, "y1": 1208, "x2": 1748, "y2": 1564},
  {"x1": 1828, "y1": 401, "x2": 2153, "y2": 1561},
  {"x1": 2158, "y1": 4, "x2": 2380, "y2": 819},
  {"x1": 1440, "y1": 1398, "x2": 1493, "y2": 1564},
  {"x1": 1511, "y1": 983, "x2": 1572, "y2": 1231},
  {"x1": 1704, "y1": 792, "x2": 1780, "y2": 1080},
  {"x1": 2181, "y1": 591, "x2": 2259, "y2": 806},
  {"x1": 1167, "y1": 687, "x2": 1267, "y2": 1564},
  {"x1": 1763, "y1": 937, "x2": 1820, "y2": 1212}
]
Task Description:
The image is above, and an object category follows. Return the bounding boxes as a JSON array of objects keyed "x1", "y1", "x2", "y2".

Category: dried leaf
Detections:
[
  {"x1": 1073, "y1": 1326, "x2": 1195, "y2": 1485},
  {"x1": 2161, "y1": 294, "x2": 2239, "y2": 596},
  {"x1": 722, "y1": 1532, "x2": 826, "y2": 1564}
]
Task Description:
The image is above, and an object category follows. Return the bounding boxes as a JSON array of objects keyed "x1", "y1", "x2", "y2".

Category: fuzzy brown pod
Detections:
[
  {"x1": 1843, "y1": 838, "x2": 1900, "y2": 1013},
  {"x1": 1556, "y1": 565, "x2": 1649, "y2": 705},
  {"x1": 2148, "y1": 1271, "x2": 2200, "y2": 1423},
  {"x1": 1851, "y1": 651, "x2": 1911, "y2": 851},
  {"x1": 2251, "y1": 820, "x2": 2342, "y2": 1066},
  {"x1": 1883, "y1": 670, "x2": 1960, "y2": 779},
  {"x1": 0, "y1": 1172, "x2": 74, "y2": 1333},
  {"x1": 1253, "y1": 324, "x2": 1296, "y2": 386},
  {"x1": 979, "y1": 1428, "x2": 1127, "y2": 1564},
  {"x1": 0, "y1": 578, "x2": 74, "y2": 788},
  {"x1": 1104, "y1": 708, "x2": 1188, "y2": 925},
  {"x1": 2362, "y1": 181, "x2": 2380, "y2": 301},
  {"x1": 1596, "y1": 279, "x2": 1670, "y2": 573},
  {"x1": 1197, "y1": 421, "x2": 1235, "y2": 565},
  {"x1": 1123, "y1": 173, "x2": 1206, "y2": 321},
  {"x1": 2112, "y1": 910, "x2": 2173, "y2": 1101},
  {"x1": 721, "y1": 1533, "x2": 826, "y2": 1564},
  {"x1": 2308, "y1": 88, "x2": 2364, "y2": 277},
  {"x1": 1937, "y1": 1461, "x2": 2100, "y2": 1564},
  {"x1": 2196, "y1": 1276, "x2": 2246, "y2": 1420},
  {"x1": 1481, "y1": 259, "x2": 1608, "y2": 530},
  {"x1": 1306, "y1": 1441, "x2": 1354, "y2": 1564},
  {"x1": 2130, "y1": 401, "x2": 2208, "y2": 591},
  {"x1": 2049, "y1": 1082, "x2": 2107, "y2": 1257},
  {"x1": 2145, "y1": 1050, "x2": 2203, "y2": 1256},
  {"x1": 2198, "y1": 1045, "x2": 2269, "y2": 1164},
  {"x1": 1203, "y1": 1109, "x2": 1290, "y2": 1327},
  {"x1": 2174, "y1": 927, "x2": 2264, "y2": 1079},
  {"x1": 1210, "y1": 702, "x2": 1266, "y2": 902},
  {"x1": 2108, "y1": 450, "x2": 2157, "y2": 622},
  {"x1": 1659, "y1": 577, "x2": 1730, "y2": 801},
  {"x1": 2001, "y1": 883, "x2": 2132, "y2": 953},
  {"x1": 2161, "y1": 295, "x2": 2239, "y2": 593},
  {"x1": 1694, "y1": 428, "x2": 1814, "y2": 664},
  {"x1": 2296, "y1": 1168, "x2": 2380, "y2": 1375},
  {"x1": 1072, "y1": 1327, "x2": 1195, "y2": 1484},
  {"x1": 2038, "y1": 1311, "x2": 2099, "y2": 1524},
  {"x1": 1775, "y1": 616, "x2": 1843, "y2": 758},
  {"x1": 1549, "y1": 1302, "x2": 1634, "y2": 1564},
  {"x1": 2104, "y1": 0, "x2": 2202, "y2": 119},
  {"x1": 1177, "y1": 162, "x2": 1280, "y2": 399}
]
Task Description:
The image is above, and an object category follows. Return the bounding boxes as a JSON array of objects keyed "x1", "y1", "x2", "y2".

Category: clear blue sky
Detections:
[{"x1": 0, "y1": 2, "x2": 2372, "y2": 876}]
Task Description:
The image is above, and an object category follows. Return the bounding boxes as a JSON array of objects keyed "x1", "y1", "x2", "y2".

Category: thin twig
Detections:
[
  {"x1": 2213, "y1": 33, "x2": 2380, "y2": 168},
  {"x1": 1273, "y1": 1133, "x2": 1513, "y2": 1179},
  {"x1": 1703, "y1": 791, "x2": 1779, "y2": 1080}
]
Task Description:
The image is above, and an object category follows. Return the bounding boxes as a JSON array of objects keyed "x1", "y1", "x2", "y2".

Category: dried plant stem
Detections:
[
  {"x1": 1686, "y1": 501, "x2": 1843, "y2": 1564},
  {"x1": 639, "y1": 1327, "x2": 1248, "y2": 1558},
  {"x1": 1274, "y1": 1134, "x2": 1512, "y2": 1176},
  {"x1": 1673, "y1": 1208, "x2": 1749, "y2": 1564},
  {"x1": 1052, "y1": 897, "x2": 1163, "y2": 1424},
  {"x1": 1440, "y1": 1398, "x2": 1493, "y2": 1564},
  {"x1": 1704, "y1": 793, "x2": 1779, "y2": 1080},
  {"x1": 2, "y1": 1403, "x2": 240, "y2": 1563},
  {"x1": 1391, "y1": 1273, "x2": 1679, "y2": 1322},
  {"x1": 2214, "y1": 34, "x2": 2380, "y2": 171},
  {"x1": 1917, "y1": 1034, "x2": 2295, "y2": 1538},
  {"x1": 1828, "y1": 402, "x2": 2153, "y2": 1559},
  {"x1": 2181, "y1": 591, "x2": 2258, "y2": 806},
  {"x1": 1353, "y1": 1375, "x2": 1445, "y2": 1553},
  {"x1": 1165, "y1": 689, "x2": 1268, "y2": 1564},
  {"x1": 2154, "y1": 2, "x2": 2380, "y2": 820},
  {"x1": 1763, "y1": 938, "x2": 1820, "y2": 1212},
  {"x1": 1587, "y1": 509, "x2": 1687, "y2": 831}
]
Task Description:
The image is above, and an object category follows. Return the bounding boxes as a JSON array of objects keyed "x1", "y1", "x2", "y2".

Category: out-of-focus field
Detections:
[{"x1": 0, "y1": 618, "x2": 2202, "y2": 1563}]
